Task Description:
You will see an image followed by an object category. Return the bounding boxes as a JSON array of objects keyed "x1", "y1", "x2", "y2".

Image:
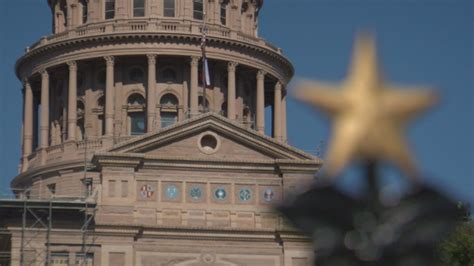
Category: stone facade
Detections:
[{"x1": 2, "y1": 1, "x2": 321, "y2": 265}]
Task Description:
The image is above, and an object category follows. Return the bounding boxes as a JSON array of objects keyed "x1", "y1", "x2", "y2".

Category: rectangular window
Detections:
[
  {"x1": 105, "y1": 0, "x2": 115, "y2": 20},
  {"x1": 220, "y1": 3, "x2": 227, "y2": 25},
  {"x1": 108, "y1": 180, "x2": 116, "y2": 197},
  {"x1": 75, "y1": 253, "x2": 94, "y2": 266},
  {"x1": 121, "y1": 180, "x2": 129, "y2": 198},
  {"x1": 161, "y1": 112, "x2": 177, "y2": 129},
  {"x1": 133, "y1": 0, "x2": 145, "y2": 17},
  {"x1": 163, "y1": 0, "x2": 175, "y2": 17},
  {"x1": 193, "y1": 0, "x2": 203, "y2": 20},
  {"x1": 50, "y1": 253, "x2": 69, "y2": 266},
  {"x1": 130, "y1": 112, "x2": 145, "y2": 135}
]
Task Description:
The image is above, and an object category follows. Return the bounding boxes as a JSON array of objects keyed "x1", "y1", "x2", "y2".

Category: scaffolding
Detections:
[{"x1": 0, "y1": 188, "x2": 98, "y2": 266}]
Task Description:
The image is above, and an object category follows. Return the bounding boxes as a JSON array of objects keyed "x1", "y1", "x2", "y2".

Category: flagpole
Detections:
[{"x1": 201, "y1": 1, "x2": 208, "y2": 113}]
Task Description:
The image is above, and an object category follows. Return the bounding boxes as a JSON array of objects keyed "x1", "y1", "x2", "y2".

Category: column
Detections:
[
  {"x1": 23, "y1": 79, "x2": 34, "y2": 157},
  {"x1": 71, "y1": 3, "x2": 78, "y2": 27},
  {"x1": 273, "y1": 81, "x2": 282, "y2": 141},
  {"x1": 67, "y1": 61, "x2": 78, "y2": 141},
  {"x1": 40, "y1": 70, "x2": 50, "y2": 149},
  {"x1": 282, "y1": 89, "x2": 288, "y2": 143},
  {"x1": 256, "y1": 70, "x2": 265, "y2": 134},
  {"x1": 227, "y1": 62, "x2": 238, "y2": 120},
  {"x1": 147, "y1": 54, "x2": 157, "y2": 132},
  {"x1": 104, "y1": 56, "x2": 115, "y2": 137},
  {"x1": 190, "y1": 56, "x2": 199, "y2": 117}
]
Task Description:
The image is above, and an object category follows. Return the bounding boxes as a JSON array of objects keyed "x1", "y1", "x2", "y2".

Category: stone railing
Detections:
[
  {"x1": 76, "y1": 139, "x2": 103, "y2": 150},
  {"x1": 27, "y1": 18, "x2": 281, "y2": 54},
  {"x1": 46, "y1": 143, "x2": 64, "y2": 155}
]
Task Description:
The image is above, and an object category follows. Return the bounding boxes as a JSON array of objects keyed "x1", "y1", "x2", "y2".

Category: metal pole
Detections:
[
  {"x1": 201, "y1": 3, "x2": 208, "y2": 113},
  {"x1": 81, "y1": 201, "x2": 87, "y2": 266},
  {"x1": 20, "y1": 199, "x2": 26, "y2": 266},
  {"x1": 45, "y1": 200, "x2": 52, "y2": 266}
]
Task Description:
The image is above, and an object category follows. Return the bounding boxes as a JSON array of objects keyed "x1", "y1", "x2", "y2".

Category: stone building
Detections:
[{"x1": 0, "y1": 0, "x2": 321, "y2": 265}]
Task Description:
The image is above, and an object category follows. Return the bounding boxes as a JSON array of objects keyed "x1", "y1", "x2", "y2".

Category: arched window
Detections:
[
  {"x1": 133, "y1": 0, "x2": 145, "y2": 17},
  {"x1": 80, "y1": 0, "x2": 88, "y2": 24},
  {"x1": 164, "y1": 0, "x2": 175, "y2": 17},
  {"x1": 127, "y1": 94, "x2": 146, "y2": 135},
  {"x1": 97, "y1": 96, "x2": 105, "y2": 136},
  {"x1": 105, "y1": 0, "x2": 115, "y2": 20},
  {"x1": 193, "y1": 0, "x2": 204, "y2": 20},
  {"x1": 198, "y1": 96, "x2": 209, "y2": 112},
  {"x1": 220, "y1": 2, "x2": 227, "y2": 25},
  {"x1": 59, "y1": 0, "x2": 68, "y2": 29},
  {"x1": 77, "y1": 101, "x2": 85, "y2": 140},
  {"x1": 160, "y1": 94, "x2": 178, "y2": 128},
  {"x1": 220, "y1": 102, "x2": 227, "y2": 117},
  {"x1": 162, "y1": 68, "x2": 177, "y2": 83}
]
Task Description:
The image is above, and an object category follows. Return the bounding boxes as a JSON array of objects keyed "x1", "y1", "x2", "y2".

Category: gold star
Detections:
[{"x1": 294, "y1": 32, "x2": 438, "y2": 179}]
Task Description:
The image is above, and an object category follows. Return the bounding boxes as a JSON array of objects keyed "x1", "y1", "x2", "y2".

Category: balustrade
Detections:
[{"x1": 27, "y1": 19, "x2": 280, "y2": 54}]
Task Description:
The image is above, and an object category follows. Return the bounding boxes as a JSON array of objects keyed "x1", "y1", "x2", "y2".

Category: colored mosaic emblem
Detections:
[
  {"x1": 166, "y1": 185, "x2": 179, "y2": 199},
  {"x1": 263, "y1": 188, "x2": 274, "y2": 202},
  {"x1": 214, "y1": 188, "x2": 227, "y2": 200},
  {"x1": 239, "y1": 188, "x2": 252, "y2": 201},
  {"x1": 190, "y1": 186, "x2": 202, "y2": 200},
  {"x1": 139, "y1": 184, "x2": 154, "y2": 199}
]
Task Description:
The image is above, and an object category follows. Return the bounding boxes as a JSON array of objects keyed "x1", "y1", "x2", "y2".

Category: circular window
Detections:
[
  {"x1": 239, "y1": 188, "x2": 252, "y2": 201},
  {"x1": 190, "y1": 186, "x2": 203, "y2": 200},
  {"x1": 198, "y1": 132, "x2": 220, "y2": 154},
  {"x1": 214, "y1": 188, "x2": 227, "y2": 200},
  {"x1": 165, "y1": 185, "x2": 179, "y2": 199},
  {"x1": 263, "y1": 188, "x2": 275, "y2": 202}
]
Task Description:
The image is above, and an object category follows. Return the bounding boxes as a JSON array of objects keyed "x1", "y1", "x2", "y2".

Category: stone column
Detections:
[
  {"x1": 67, "y1": 61, "x2": 78, "y2": 142},
  {"x1": 273, "y1": 81, "x2": 282, "y2": 141},
  {"x1": 190, "y1": 56, "x2": 199, "y2": 117},
  {"x1": 282, "y1": 89, "x2": 287, "y2": 143},
  {"x1": 23, "y1": 79, "x2": 34, "y2": 157},
  {"x1": 104, "y1": 56, "x2": 115, "y2": 137},
  {"x1": 227, "y1": 62, "x2": 238, "y2": 120},
  {"x1": 256, "y1": 70, "x2": 265, "y2": 134},
  {"x1": 40, "y1": 70, "x2": 50, "y2": 149},
  {"x1": 71, "y1": 3, "x2": 78, "y2": 27},
  {"x1": 147, "y1": 54, "x2": 157, "y2": 132}
]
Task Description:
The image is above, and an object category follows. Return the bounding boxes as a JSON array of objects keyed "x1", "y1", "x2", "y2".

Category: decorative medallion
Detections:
[
  {"x1": 214, "y1": 188, "x2": 227, "y2": 200},
  {"x1": 239, "y1": 188, "x2": 252, "y2": 201},
  {"x1": 263, "y1": 188, "x2": 274, "y2": 202},
  {"x1": 139, "y1": 184, "x2": 155, "y2": 199},
  {"x1": 165, "y1": 185, "x2": 179, "y2": 199},
  {"x1": 190, "y1": 186, "x2": 203, "y2": 200}
]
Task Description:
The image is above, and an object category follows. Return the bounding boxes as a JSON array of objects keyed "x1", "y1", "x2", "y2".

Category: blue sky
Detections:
[{"x1": 0, "y1": 0, "x2": 472, "y2": 206}]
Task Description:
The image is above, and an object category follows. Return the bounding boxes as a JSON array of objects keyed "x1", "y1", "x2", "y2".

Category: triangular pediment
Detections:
[{"x1": 106, "y1": 113, "x2": 320, "y2": 162}]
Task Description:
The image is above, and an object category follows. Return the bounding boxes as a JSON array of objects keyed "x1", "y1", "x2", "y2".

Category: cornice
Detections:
[
  {"x1": 16, "y1": 32, "x2": 294, "y2": 83},
  {"x1": 11, "y1": 159, "x2": 95, "y2": 189},
  {"x1": 108, "y1": 113, "x2": 321, "y2": 163},
  {"x1": 93, "y1": 223, "x2": 310, "y2": 242}
]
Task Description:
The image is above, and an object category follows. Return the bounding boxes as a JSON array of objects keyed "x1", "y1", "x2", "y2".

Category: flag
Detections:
[{"x1": 201, "y1": 32, "x2": 211, "y2": 87}]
